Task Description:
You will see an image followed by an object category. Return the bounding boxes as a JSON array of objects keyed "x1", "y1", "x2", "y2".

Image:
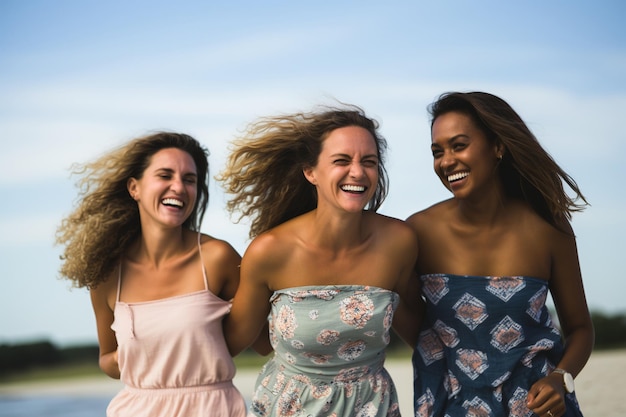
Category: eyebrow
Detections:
[
  {"x1": 431, "y1": 134, "x2": 469, "y2": 148},
  {"x1": 329, "y1": 153, "x2": 379, "y2": 159},
  {"x1": 154, "y1": 167, "x2": 198, "y2": 177}
]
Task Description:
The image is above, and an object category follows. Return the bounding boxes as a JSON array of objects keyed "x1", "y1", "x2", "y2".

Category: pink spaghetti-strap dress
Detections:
[{"x1": 107, "y1": 235, "x2": 247, "y2": 417}]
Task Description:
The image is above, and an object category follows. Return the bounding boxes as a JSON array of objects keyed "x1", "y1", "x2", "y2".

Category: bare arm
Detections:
[
  {"x1": 390, "y1": 220, "x2": 422, "y2": 348},
  {"x1": 249, "y1": 321, "x2": 273, "y2": 356},
  {"x1": 201, "y1": 237, "x2": 242, "y2": 302},
  {"x1": 202, "y1": 236, "x2": 272, "y2": 356},
  {"x1": 393, "y1": 270, "x2": 424, "y2": 348},
  {"x1": 549, "y1": 226, "x2": 594, "y2": 377},
  {"x1": 90, "y1": 281, "x2": 120, "y2": 379},
  {"x1": 223, "y1": 236, "x2": 274, "y2": 356},
  {"x1": 527, "y1": 221, "x2": 594, "y2": 416},
  {"x1": 392, "y1": 212, "x2": 436, "y2": 348}
]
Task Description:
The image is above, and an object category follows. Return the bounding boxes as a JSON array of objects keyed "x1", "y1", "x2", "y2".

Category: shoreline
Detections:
[{"x1": 2, "y1": 349, "x2": 625, "y2": 416}]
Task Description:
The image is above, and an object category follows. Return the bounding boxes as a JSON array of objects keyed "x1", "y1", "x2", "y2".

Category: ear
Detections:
[
  {"x1": 494, "y1": 142, "x2": 505, "y2": 160},
  {"x1": 303, "y1": 165, "x2": 317, "y2": 185},
  {"x1": 127, "y1": 178, "x2": 139, "y2": 201}
]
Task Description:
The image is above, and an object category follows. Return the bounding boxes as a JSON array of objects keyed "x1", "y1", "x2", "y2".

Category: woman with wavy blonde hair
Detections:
[
  {"x1": 217, "y1": 104, "x2": 419, "y2": 416},
  {"x1": 57, "y1": 132, "x2": 249, "y2": 417}
]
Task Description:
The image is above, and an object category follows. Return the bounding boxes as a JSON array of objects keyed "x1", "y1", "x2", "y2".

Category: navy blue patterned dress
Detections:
[{"x1": 413, "y1": 274, "x2": 584, "y2": 417}]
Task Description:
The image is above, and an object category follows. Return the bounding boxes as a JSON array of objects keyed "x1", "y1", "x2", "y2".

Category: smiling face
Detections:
[
  {"x1": 127, "y1": 147, "x2": 198, "y2": 229},
  {"x1": 304, "y1": 125, "x2": 379, "y2": 213},
  {"x1": 431, "y1": 111, "x2": 502, "y2": 200}
]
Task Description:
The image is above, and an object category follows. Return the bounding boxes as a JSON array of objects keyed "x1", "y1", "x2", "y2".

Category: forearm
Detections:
[
  {"x1": 557, "y1": 321, "x2": 595, "y2": 377},
  {"x1": 249, "y1": 321, "x2": 273, "y2": 356},
  {"x1": 526, "y1": 323, "x2": 593, "y2": 413},
  {"x1": 392, "y1": 302, "x2": 422, "y2": 348},
  {"x1": 98, "y1": 350, "x2": 120, "y2": 379},
  {"x1": 224, "y1": 316, "x2": 259, "y2": 356}
]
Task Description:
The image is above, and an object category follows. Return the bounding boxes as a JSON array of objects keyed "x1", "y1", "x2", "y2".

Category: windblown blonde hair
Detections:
[
  {"x1": 217, "y1": 105, "x2": 388, "y2": 238},
  {"x1": 56, "y1": 132, "x2": 210, "y2": 289}
]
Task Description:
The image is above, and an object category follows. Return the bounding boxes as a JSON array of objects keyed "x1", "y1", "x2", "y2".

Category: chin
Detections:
[{"x1": 343, "y1": 205, "x2": 368, "y2": 213}]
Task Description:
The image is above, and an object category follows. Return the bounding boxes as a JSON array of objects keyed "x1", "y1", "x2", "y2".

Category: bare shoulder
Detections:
[
  {"x1": 90, "y1": 268, "x2": 118, "y2": 310},
  {"x1": 514, "y1": 202, "x2": 575, "y2": 242},
  {"x1": 199, "y1": 233, "x2": 241, "y2": 256},
  {"x1": 406, "y1": 199, "x2": 452, "y2": 233},
  {"x1": 241, "y1": 224, "x2": 296, "y2": 269},
  {"x1": 198, "y1": 232, "x2": 242, "y2": 268},
  {"x1": 371, "y1": 212, "x2": 417, "y2": 243},
  {"x1": 544, "y1": 215, "x2": 577, "y2": 248},
  {"x1": 372, "y1": 211, "x2": 411, "y2": 228}
]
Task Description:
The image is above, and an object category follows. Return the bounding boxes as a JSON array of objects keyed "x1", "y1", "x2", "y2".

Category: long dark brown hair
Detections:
[{"x1": 429, "y1": 91, "x2": 588, "y2": 231}]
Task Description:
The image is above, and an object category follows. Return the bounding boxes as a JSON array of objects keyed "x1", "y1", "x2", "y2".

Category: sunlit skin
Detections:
[
  {"x1": 89, "y1": 147, "x2": 248, "y2": 379},
  {"x1": 223, "y1": 125, "x2": 419, "y2": 357},
  {"x1": 431, "y1": 111, "x2": 503, "y2": 204},
  {"x1": 304, "y1": 126, "x2": 379, "y2": 216},
  {"x1": 128, "y1": 148, "x2": 198, "y2": 232},
  {"x1": 407, "y1": 111, "x2": 593, "y2": 417}
]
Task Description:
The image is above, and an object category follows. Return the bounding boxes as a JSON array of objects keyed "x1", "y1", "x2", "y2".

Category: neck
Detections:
[
  {"x1": 455, "y1": 193, "x2": 511, "y2": 226},
  {"x1": 304, "y1": 209, "x2": 370, "y2": 252},
  {"x1": 131, "y1": 227, "x2": 189, "y2": 267}
]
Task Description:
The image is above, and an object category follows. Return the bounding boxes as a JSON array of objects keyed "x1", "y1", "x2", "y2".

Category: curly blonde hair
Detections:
[
  {"x1": 217, "y1": 105, "x2": 388, "y2": 239},
  {"x1": 56, "y1": 132, "x2": 210, "y2": 289}
]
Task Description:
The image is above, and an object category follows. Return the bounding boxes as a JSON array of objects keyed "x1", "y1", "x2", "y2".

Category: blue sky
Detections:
[{"x1": 1, "y1": 0, "x2": 624, "y2": 346}]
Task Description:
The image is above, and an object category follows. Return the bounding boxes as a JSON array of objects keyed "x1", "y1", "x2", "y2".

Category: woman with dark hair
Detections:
[
  {"x1": 217, "y1": 104, "x2": 419, "y2": 416},
  {"x1": 408, "y1": 92, "x2": 593, "y2": 417},
  {"x1": 57, "y1": 132, "x2": 248, "y2": 417}
]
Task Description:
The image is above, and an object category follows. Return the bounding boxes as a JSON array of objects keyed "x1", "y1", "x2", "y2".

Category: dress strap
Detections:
[
  {"x1": 116, "y1": 262, "x2": 123, "y2": 302},
  {"x1": 197, "y1": 232, "x2": 209, "y2": 291}
]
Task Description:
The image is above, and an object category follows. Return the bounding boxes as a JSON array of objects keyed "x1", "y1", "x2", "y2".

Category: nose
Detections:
[
  {"x1": 439, "y1": 150, "x2": 456, "y2": 171},
  {"x1": 349, "y1": 162, "x2": 365, "y2": 179},
  {"x1": 169, "y1": 176, "x2": 185, "y2": 193}
]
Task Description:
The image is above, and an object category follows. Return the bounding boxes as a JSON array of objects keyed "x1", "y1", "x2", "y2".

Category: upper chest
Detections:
[
  {"x1": 272, "y1": 240, "x2": 401, "y2": 289},
  {"x1": 118, "y1": 254, "x2": 206, "y2": 302},
  {"x1": 417, "y1": 215, "x2": 553, "y2": 279}
]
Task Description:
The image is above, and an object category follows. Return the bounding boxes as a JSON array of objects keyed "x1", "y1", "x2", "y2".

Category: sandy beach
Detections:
[{"x1": 1, "y1": 349, "x2": 624, "y2": 416}]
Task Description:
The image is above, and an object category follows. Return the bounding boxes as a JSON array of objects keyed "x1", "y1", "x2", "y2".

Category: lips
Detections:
[
  {"x1": 447, "y1": 171, "x2": 469, "y2": 183},
  {"x1": 341, "y1": 184, "x2": 366, "y2": 193},
  {"x1": 162, "y1": 198, "x2": 184, "y2": 208}
]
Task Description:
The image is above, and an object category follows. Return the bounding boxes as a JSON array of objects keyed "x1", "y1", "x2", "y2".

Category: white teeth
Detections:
[
  {"x1": 341, "y1": 185, "x2": 366, "y2": 192},
  {"x1": 448, "y1": 172, "x2": 468, "y2": 182},
  {"x1": 162, "y1": 198, "x2": 183, "y2": 207}
]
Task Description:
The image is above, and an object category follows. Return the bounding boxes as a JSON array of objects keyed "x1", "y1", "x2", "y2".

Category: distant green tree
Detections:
[
  {"x1": 591, "y1": 311, "x2": 626, "y2": 349},
  {"x1": 0, "y1": 340, "x2": 62, "y2": 373},
  {"x1": 60, "y1": 344, "x2": 99, "y2": 363},
  {"x1": 3, "y1": 310, "x2": 626, "y2": 377}
]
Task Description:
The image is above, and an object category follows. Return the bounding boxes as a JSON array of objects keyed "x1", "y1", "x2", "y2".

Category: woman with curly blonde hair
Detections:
[
  {"x1": 57, "y1": 132, "x2": 249, "y2": 417},
  {"x1": 217, "y1": 104, "x2": 419, "y2": 416}
]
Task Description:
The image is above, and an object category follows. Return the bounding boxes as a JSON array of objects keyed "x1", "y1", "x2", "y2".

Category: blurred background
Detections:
[{"x1": 1, "y1": 0, "x2": 625, "y2": 374}]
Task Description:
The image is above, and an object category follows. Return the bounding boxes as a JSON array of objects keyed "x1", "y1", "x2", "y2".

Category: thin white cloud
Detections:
[{"x1": 2, "y1": 79, "x2": 624, "y2": 190}]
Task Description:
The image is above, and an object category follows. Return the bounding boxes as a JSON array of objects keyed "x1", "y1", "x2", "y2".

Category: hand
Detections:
[{"x1": 526, "y1": 373, "x2": 566, "y2": 417}]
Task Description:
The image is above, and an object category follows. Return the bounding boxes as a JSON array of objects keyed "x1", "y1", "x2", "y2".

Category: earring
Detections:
[{"x1": 497, "y1": 154, "x2": 503, "y2": 160}]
